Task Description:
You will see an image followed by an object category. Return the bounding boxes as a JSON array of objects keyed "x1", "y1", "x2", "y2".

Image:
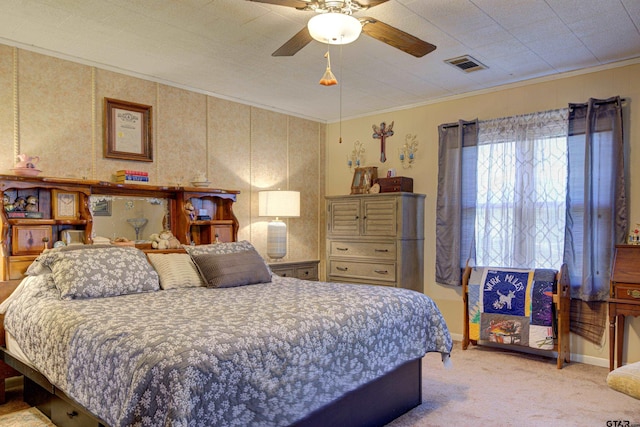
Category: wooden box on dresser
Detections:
[{"x1": 326, "y1": 192, "x2": 425, "y2": 292}]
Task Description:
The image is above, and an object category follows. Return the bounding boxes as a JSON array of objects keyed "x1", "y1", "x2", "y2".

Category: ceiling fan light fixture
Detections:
[{"x1": 307, "y1": 13, "x2": 362, "y2": 45}]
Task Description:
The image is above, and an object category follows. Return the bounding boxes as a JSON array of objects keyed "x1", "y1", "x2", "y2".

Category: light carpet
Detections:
[
  {"x1": 387, "y1": 342, "x2": 640, "y2": 427},
  {"x1": 1, "y1": 342, "x2": 638, "y2": 426},
  {"x1": 0, "y1": 407, "x2": 55, "y2": 427}
]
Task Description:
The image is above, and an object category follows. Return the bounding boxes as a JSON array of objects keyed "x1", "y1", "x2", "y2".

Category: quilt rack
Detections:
[{"x1": 462, "y1": 263, "x2": 571, "y2": 369}]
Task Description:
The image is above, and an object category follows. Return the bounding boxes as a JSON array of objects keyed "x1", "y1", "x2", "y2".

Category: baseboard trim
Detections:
[{"x1": 451, "y1": 334, "x2": 609, "y2": 368}]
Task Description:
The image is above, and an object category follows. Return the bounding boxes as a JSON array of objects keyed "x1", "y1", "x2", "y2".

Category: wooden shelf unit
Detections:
[{"x1": 0, "y1": 175, "x2": 240, "y2": 281}]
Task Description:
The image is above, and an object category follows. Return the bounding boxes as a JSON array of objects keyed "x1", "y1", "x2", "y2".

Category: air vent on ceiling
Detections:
[{"x1": 445, "y1": 55, "x2": 488, "y2": 73}]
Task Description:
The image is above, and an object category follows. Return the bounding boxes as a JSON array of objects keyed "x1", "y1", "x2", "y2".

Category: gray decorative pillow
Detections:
[
  {"x1": 184, "y1": 240, "x2": 258, "y2": 256},
  {"x1": 47, "y1": 246, "x2": 160, "y2": 299},
  {"x1": 184, "y1": 240, "x2": 272, "y2": 274},
  {"x1": 191, "y1": 248, "x2": 272, "y2": 288},
  {"x1": 147, "y1": 253, "x2": 204, "y2": 289}
]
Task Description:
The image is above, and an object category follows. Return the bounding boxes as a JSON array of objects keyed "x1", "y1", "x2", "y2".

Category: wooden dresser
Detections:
[
  {"x1": 609, "y1": 244, "x2": 640, "y2": 370},
  {"x1": 325, "y1": 193, "x2": 425, "y2": 292}
]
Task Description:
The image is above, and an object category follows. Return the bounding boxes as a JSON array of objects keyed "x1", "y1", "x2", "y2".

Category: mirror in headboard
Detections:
[{"x1": 89, "y1": 195, "x2": 170, "y2": 243}]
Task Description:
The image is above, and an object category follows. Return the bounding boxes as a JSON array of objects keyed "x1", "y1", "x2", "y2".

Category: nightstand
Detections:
[{"x1": 269, "y1": 260, "x2": 319, "y2": 281}]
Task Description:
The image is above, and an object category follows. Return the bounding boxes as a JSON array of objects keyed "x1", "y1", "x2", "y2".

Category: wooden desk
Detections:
[{"x1": 609, "y1": 245, "x2": 640, "y2": 371}]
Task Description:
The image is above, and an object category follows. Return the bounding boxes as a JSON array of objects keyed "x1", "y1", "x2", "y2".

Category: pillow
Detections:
[
  {"x1": 607, "y1": 362, "x2": 640, "y2": 400},
  {"x1": 147, "y1": 253, "x2": 204, "y2": 289},
  {"x1": 26, "y1": 244, "x2": 114, "y2": 276},
  {"x1": 184, "y1": 240, "x2": 259, "y2": 256},
  {"x1": 47, "y1": 246, "x2": 159, "y2": 299},
  {"x1": 184, "y1": 240, "x2": 272, "y2": 274},
  {"x1": 191, "y1": 248, "x2": 272, "y2": 288}
]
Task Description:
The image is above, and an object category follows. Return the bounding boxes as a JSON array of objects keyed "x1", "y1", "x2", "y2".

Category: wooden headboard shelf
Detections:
[{"x1": 0, "y1": 174, "x2": 240, "y2": 281}]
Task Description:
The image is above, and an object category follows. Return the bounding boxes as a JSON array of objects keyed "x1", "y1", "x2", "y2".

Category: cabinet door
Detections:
[
  {"x1": 12, "y1": 226, "x2": 52, "y2": 255},
  {"x1": 362, "y1": 198, "x2": 396, "y2": 236},
  {"x1": 327, "y1": 199, "x2": 361, "y2": 235}
]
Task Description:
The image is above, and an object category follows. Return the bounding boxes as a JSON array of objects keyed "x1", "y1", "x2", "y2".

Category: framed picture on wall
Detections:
[
  {"x1": 104, "y1": 98, "x2": 153, "y2": 162},
  {"x1": 51, "y1": 190, "x2": 79, "y2": 220}
]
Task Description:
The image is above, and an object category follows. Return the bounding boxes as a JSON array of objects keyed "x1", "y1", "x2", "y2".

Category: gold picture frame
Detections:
[
  {"x1": 104, "y1": 98, "x2": 153, "y2": 162},
  {"x1": 350, "y1": 166, "x2": 378, "y2": 194},
  {"x1": 52, "y1": 190, "x2": 79, "y2": 220}
]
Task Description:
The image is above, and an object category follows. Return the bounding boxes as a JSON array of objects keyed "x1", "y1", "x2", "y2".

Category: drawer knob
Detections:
[
  {"x1": 374, "y1": 249, "x2": 389, "y2": 252},
  {"x1": 336, "y1": 266, "x2": 348, "y2": 271},
  {"x1": 628, "y1": 289, "x2": 640, "y2": 299},
  {"x1": 67, "y1": 410, "x2": 79, "y2": 419},
  {"x1": 336, "y1": 247, "x2": 349, "y2": 251},
  {"x1": 374, "y1": 269, "x2": 389, "y2": 275}
]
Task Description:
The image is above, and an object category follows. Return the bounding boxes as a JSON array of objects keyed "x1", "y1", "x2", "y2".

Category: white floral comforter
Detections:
[{"x1": 3, "y1": 275, "x2": 452, "y2": 427}]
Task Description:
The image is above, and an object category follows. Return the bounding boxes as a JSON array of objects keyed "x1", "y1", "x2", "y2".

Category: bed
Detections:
[{"x1": 0, "y1": 241, "x2": 452, "y2": 427}]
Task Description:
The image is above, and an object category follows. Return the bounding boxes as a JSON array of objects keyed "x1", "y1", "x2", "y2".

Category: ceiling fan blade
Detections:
[
  {"x1": 356, "y1": 0, "x2": 390, "y2": 7},
  {"x1": 247, "y1": 0, "x2": 309, "y2": 8},
  {"x1": 360, "y1": 17, "x2": 436, "y2": 58},
  {"x1": 272, "y1": 26, "x2": 314, "y2": 56}
]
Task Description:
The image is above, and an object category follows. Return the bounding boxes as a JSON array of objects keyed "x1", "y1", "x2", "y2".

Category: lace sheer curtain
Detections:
[{"x1": 475, "y1": 109, "x2": 569, "y2": 268}]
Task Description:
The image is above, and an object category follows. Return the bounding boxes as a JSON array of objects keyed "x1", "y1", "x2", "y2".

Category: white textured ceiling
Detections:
[{"x1": 1, "y1": 0, "x2": 639, "y2": 122}]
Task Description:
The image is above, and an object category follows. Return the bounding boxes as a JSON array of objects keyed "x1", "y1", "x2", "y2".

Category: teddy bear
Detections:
[{"x1": 149, "y1": 230, "x2": 181, "y2": 250}]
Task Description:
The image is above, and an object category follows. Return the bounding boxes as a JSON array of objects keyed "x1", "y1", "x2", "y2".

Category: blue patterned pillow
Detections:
[{"x1": 47, "y1": 246, "x2": 159, "y2": 300}]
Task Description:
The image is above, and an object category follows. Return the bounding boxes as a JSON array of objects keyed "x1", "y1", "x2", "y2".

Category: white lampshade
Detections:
[
  {"x1": 307, "y1": 13, "x2": 362, "y2": 45},
  {"x1": 259, "y1": 190, "x2": 300, "y2": 260},
  {"x1": 259, "y1": 191, "x2": 300, "y2": 218}
]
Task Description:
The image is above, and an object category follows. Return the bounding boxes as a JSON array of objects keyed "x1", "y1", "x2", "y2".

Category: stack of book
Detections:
[{"x1": 115, "y1": 170, "x2": 149, "y2": 184}]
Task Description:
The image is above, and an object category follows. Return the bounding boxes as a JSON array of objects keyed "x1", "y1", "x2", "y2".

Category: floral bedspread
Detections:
[{"x1": 3, "y1": 275, "x2": 452, "y2": 427}]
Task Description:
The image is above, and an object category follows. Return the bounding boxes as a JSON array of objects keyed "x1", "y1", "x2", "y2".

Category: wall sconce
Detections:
[
  {"x1": 258, "y1": 190, "x2": 300, "y2": 260},
  {"x1": 347, "y1": 140, "x2": 365, "y2": 170},
  {"x1": 399, "y1": 134, "x2": 418, "y2": 169}
]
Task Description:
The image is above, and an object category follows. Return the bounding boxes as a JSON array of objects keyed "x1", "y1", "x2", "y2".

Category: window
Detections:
[
  {"x1": 474, "y1": 131, "x2": 568, "y2": 268},
  {"x1": 437, "y1": 98, "x2": 626, "y2": 342}
]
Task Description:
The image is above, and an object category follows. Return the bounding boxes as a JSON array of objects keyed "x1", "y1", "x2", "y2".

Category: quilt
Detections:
[
  {"x1": 467, "y1": 267, "x2": 557, "y2": 350},
  {"x1": 2, "y1": 275, "x2": 452, "y2": 427}
]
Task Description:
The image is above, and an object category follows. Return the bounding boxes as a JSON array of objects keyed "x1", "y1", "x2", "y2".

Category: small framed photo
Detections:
[
  {"x1": 104, "y1": 98, "x2": 153, "y2": 162},
  {"x1": 52, "y1": 190, "x2": 79, "y2": 220},
  {"x1": 92, "y1": 199, "x2": 112, "y2": 217},
  {"x1": 350, "y1": 166, "x2": 378, "y2": 194}
]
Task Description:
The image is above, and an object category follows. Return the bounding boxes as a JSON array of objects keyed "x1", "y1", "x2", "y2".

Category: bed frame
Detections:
[
  {"x1": 0, "y1": 176, "x2": 425, "y2": 425},
  {"x1": 462, "y1": 263, "x2": 571, "y2": 369},
  {"x1": 0, "y1": 281, "x2": 423, "y2": 427}
]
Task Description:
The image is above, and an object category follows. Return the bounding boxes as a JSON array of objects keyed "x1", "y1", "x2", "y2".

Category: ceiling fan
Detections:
[{"x1": 248, "y1": 0, "x2": 437, "y2": 57}]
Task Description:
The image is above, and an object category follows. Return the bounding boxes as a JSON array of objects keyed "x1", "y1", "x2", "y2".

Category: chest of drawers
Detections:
[{"x1": 325, "y1": 193, "x2": 425, "y2": 292}]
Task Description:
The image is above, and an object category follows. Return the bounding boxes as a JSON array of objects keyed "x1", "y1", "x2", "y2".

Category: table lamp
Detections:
[{"x1": 258, "y1": 190, "x2": 300, "y2": 260}]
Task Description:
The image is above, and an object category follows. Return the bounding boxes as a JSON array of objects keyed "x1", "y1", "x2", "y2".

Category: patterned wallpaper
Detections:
[{"x1": 0, "y1": 44, "x2": 325, "y2": 264}]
